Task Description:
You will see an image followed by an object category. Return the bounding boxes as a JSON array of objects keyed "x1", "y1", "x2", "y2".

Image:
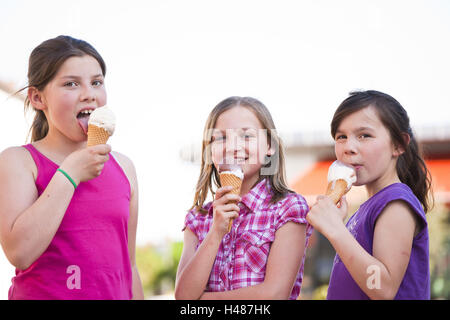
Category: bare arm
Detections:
[
  {"x1": 175, "y1": 186, "x2": 239, "y2": 300},
  {"x1": 113, "y1": 152, "x2": 144, "y2": 300},
  {"x1": 0, "y1": 147, "x2": 73, "y2": 270},
  {"x1": 308, "y1": 196, "x2": 417, "y2": 299},
  {"x1": 0, "y1": 145, "x2": 111, "y2": 270},
  {"x1": 199, "y1": 222, "x2": 306, "y2": 300},
  {"x1": 175, "y1": 227, "x2": 222, "y2": 300}
]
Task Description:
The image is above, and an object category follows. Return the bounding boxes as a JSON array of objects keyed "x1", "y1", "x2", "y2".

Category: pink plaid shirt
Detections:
[{"x1": 184, "y1": 179, "x2": 312, "y2": 300}]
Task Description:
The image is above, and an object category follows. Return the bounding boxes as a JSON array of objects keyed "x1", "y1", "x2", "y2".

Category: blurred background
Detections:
[{"x1": 0, "y1": 0, "x2": 449, "y2": 299}]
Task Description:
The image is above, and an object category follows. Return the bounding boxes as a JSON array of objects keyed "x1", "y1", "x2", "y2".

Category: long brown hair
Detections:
[
  {"x1": 190, "y1": 96, "x2": 293, "y2": 213},
  {"x1": 331, "y1": 90, "x2": 433, "y2": 212},
  {"x1": 18, "y1": 35, "x2": 106, "y2": 142}
]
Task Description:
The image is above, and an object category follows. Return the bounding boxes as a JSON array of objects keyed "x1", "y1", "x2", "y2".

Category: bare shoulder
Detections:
[
  {"x1": 0, "y1": 146, "x2": 36, "y2": 177},
  {"x1": 0, "y1": 146, "x2": 38, "y2": 220},
  {"x1": 375, "y1": 200, "x2": 418, "y2": 236},
  {"x1": 0, "y1": 146, "x2": 31, "y2": 162},
  {"x1": 111, "y1": 151, "x2": 137, "y2": 188},
  {"x1": 378, "y1": 200, "x2": 416, "y2": 222},
  {"x1": 111, "y1": 151, "x2": 135, "y2": 173}
]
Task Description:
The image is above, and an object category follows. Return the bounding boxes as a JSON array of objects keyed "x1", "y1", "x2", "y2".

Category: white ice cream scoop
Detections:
[
  {"x1": 327, "y1": 160, "x2": 357, "y2": 190},
  {"x1": 88, "y1": 105, "x2": 116, "y2": 136},
  {"x1": 326, "y1": 160, "x2": 357, "y2": 204}
]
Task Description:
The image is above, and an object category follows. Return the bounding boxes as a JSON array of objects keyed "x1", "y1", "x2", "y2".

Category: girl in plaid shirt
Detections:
[{"x1": 175, "y1": 96, "x2": 312, "y2": 300}]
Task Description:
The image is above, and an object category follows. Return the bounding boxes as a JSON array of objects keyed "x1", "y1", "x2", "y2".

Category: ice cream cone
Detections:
[
  {"x1": 326, "y1": 160, "x2": 356, "y2": 205},
  {"x1": 87, "y1": 124, "x2": 110, "y2": 147},
  {"x1": 326, "y1": 179, "x2": 349, "y2": 204},
  {"x1": 219, "y1": 172, "x2": 243, "y2": 232},
  {"x1": 86, "y1": 106, "x2": 115, "y2": 147}
]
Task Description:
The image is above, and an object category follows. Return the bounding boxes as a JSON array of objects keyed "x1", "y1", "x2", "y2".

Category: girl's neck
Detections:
[
  {"x1": 240, "y1": 173, "x2": 261, "y2": 197},
  {"x1": 365, "y1": 167, "x2": 401, "y2": 198},
  {"x1": 33, "y1": 131, "x2": 86, "y2": 164}
]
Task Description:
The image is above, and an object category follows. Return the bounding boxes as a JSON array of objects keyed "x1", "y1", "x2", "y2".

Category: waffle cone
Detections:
[
  {"x1": 219, "y1": 173, "x2": 242, "y2": 195},
  {"x1": 87, "y1": 124, "x2": 110, "y2": 147},
  {"x1": 219, "y1": 173, "x2": 243, "y2": 232},
  {"x1": 325, "y1": 179, "x2": 349, "y2": 204}
]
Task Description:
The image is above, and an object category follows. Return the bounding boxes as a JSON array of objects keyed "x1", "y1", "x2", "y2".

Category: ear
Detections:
[
  {"x1": 393, "y1": 133, "x2": 410, "y2": 157},
  {"x1": 27, "y1": 87, "x2": 47, "y2": 111},
  {"x1": 265, "y1": 134, "x2": 276, "y2": 157},
  {"x1": 267, "y1": 146, "x2": 275, "y2": 157}
]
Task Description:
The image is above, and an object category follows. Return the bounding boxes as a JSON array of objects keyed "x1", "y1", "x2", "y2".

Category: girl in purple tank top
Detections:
[
  {"x1": 307, "y1": 90, "x2": 432, "y2": 299},
  {"x1": 0, "y1": 36, "x2": 143, "y2": 299}
]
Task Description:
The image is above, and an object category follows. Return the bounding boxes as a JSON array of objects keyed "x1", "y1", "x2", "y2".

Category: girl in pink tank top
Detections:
[{"x1": 0, "y1": 36, "x2": 143, "y2": 299}]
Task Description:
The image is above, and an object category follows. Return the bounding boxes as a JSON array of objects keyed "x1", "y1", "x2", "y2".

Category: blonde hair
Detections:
[{"x1": 190, "y1": 96, "x2": 293, "y2": 213}]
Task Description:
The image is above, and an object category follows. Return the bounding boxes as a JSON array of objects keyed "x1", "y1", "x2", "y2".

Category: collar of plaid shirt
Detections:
[{"x1": 208, "y1": 178, "x2": 272, "y2": 215}]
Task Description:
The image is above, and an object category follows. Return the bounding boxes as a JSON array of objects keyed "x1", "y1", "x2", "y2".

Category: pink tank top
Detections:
[{"x1": 9, "y1": 144, "x2": 133, "y2": 299}]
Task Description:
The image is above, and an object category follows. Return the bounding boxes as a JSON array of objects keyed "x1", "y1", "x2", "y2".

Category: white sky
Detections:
[{"x1": 1, "y1": 0, "x2": 450, "y2": 250}]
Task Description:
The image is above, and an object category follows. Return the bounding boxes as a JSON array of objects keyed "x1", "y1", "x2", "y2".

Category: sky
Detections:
[{"x1": 1, "y1": 0, "x2": 450, "y2": 249}]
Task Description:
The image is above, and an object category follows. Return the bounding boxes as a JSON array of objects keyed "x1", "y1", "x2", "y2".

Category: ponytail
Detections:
[
  {"x1": 397, "y1": 132, "x2": 433, "y2": 212},
  {"x1": 28, "y1": 109, "x2": 49, "y2": 142}
]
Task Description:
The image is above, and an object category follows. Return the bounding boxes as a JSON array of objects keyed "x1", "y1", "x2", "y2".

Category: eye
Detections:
[
  {"x1": 243, "y1": 133, "x2": 255, "y2": 139},
  {"x1": 212, "y1": 135, "x2": 225, "y2": 143},
  {"x1": 92, "y1": 79, "x2": 103, "y2": 86},
  {"x1": 64, "y1": 81, "x2": 78, "y2": 87},
  {"x1": 242, "y1": 129, "x2": 257, "y2": 139},
  {"x1": 358, "y1": 134, "x2": 371, "y2": 139},
  {"x1": 335, "y1": 134, "x2": 346, "y2": 141}
]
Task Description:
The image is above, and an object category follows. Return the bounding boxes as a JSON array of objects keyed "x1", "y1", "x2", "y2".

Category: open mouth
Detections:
[
  {"x1": 220, "y1": 156, "x2": 248, "y2": 165},
  {"x1": 235, "y1": 157, "x2": 248, "y2": 163},
  {"x1": 77, "y1": 109, "x2": 94, "y2": 134}
]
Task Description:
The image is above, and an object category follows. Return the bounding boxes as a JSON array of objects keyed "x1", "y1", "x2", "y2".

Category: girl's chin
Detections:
[
  {"x1": 242, "y1": 164, "x2": 264, "y2": 178},
  {"x1": 352, "y1": 176, "x2": 365, "y2": 187}
]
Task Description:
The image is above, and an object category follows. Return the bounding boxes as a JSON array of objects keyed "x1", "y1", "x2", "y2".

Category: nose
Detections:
[
  {"x1": 225, "y1": 129, "x2": 245, "y2": 155},
  {"x1": 80, "y1": 83, "x2": 96, "y2": 103},
  {"x1": 342, "y1": 136, "x2": 358, "y2": 155}
]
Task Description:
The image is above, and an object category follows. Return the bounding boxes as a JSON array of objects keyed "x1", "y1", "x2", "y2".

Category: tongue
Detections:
[{"x1": 78, "y1": 116, "x2": 89, "y2": 135}]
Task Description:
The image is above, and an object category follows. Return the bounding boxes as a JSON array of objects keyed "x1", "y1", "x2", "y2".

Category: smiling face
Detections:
[
  {"x1": 31, "y1": 55, "x2": 106, "y2": 143},
  {"x1": 210, "y1": 106, "x2": 273, "y2": 186},
  {"x1": 334, "y1": 105, "x2": 402, "y2": 194}
]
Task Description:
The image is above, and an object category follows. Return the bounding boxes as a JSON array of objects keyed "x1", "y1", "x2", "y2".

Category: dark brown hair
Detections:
[
  {"x1": 190, "y1": 96, "x2": 293, "y2": 213},
  {"x1": 331, "y1": 90, "x2": 433, "y2": 212},
  {"x1": 19, "y1": 35, "x2": 106, "y2": 142}
]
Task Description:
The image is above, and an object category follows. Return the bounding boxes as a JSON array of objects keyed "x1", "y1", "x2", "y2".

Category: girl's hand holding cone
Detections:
[
  {"x1": 59, "y1": 144, "x2": 111, "y2": 185},
  {"x1": 307, "y1": 160, "x2": 354, "y2": 237},
  {"x1": 307, "y1": 194, "x2": 349, "y2": 239},
  {"x1": 217, "y1": 162, "x2": 243, "y2": 232},
  {"x1": 211, "y1": 186, "x2": 241, "y2": 238}
]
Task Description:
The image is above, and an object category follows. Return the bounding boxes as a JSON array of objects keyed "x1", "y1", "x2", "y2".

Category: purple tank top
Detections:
[
  {"x1": 9, "y1": 144, "x2": 133, "y2": 299},
  {"x1": 327, "y1": 183, "x2": 430, "y2": 300}
]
